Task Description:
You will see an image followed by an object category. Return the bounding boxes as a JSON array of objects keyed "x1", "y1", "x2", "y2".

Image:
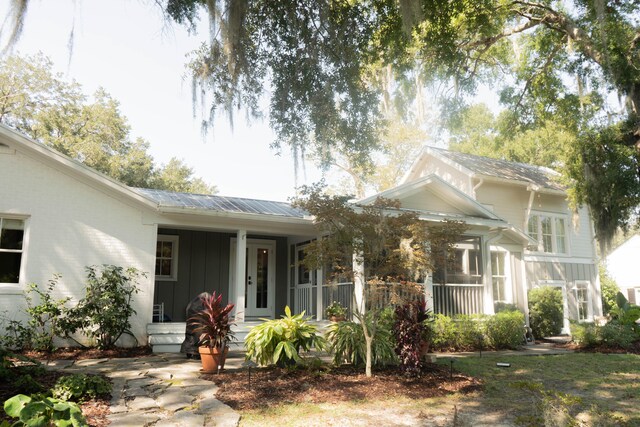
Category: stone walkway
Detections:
[{"x1": 44, "y1": 353, "x2": 241, "y2": 427}]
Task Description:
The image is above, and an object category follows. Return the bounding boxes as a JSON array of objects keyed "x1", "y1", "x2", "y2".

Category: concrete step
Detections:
[{"x1": 147, "y1": 320, "x2": 333, "y2": 353}]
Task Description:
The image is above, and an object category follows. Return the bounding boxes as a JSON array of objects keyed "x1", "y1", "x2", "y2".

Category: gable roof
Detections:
[
  {"x1": 359, "y1": 174, "x2": 501, "y2": 221},
  {"x1": 0, "y1": 124, "x2": 157, "y2": 210},
  {"x1": 134, "y1": 188, "x2": 306, "y2": 219},
  {"x1": 407, "y1": 146, "x2": 565, "y2": 193}
]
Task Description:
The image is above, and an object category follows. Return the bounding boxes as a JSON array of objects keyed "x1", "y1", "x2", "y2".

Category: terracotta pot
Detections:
[
  {"x1": 419, "y1": 341, "x2": 431, "y2": 361},
  {"x1": 198, "y1": 346, "x2": 229, "y2": 373},
  {"x1": 329, "y1": 315, "x2": 346, "y2": 322}
]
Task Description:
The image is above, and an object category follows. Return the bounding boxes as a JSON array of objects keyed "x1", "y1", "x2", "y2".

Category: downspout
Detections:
[
  {"x1": 483, "y1": 229, "x2": 504, "y2": 315},
  {"x1": 472, "y1": 178, "x2": 484, "y2": 199},
  {"x1": 524, "y1": 184, "x2": 539, "y2": 231}
]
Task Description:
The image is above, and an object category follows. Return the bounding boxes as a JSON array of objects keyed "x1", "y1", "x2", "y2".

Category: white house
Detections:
[
  {"x1": 606, "y1": 234, "x2": 640, "y2": 304},
  {"x1": 0, "y1": 125, "x2": 602, "y2": 350}
]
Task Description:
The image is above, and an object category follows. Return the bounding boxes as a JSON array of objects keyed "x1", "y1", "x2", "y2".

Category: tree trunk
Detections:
[{"x1": 362, "y1": 322, "x2": 373, "y2": 378}]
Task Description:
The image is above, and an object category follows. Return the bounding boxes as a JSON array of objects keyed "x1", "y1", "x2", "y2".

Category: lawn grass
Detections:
[{"x1": 237, "y1": 353, "x2": 640, "y2": 426}]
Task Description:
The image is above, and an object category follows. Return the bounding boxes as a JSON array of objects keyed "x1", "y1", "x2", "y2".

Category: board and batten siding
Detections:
[
  {"x1": 154, "y1": 229, "x2": 288, "y2": 321},
  {"x1": 525, "y1": 261, "x2": 602, "y2": 318}
]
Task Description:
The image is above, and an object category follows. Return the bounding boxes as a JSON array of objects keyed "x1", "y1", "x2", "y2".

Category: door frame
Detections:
[
  {"x1": 536, "y1": 280, "x2": 570, "y2": 334},
  {"x1": 229, "y1": 238, "x2": 276, "y2": 318}
]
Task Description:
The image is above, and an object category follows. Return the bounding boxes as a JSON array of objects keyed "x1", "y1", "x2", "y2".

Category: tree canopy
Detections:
[
  {"x1": 4, "y1": 0, "x2": 640, "y2": 249},
  {"x1": 166, "y1": 0, "x2": 640, "y2": 251},
  {"x1": 0, "y1": 53, "x2": 216, "y2": 194}
]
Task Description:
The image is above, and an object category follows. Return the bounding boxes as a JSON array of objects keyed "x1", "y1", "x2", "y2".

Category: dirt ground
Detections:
[{"x1": 205, "y1": 363, "x2": 482, "y2": 411}]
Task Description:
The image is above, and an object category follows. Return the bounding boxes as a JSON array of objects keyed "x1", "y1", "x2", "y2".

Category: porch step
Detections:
[
  {"x1": 147, "y1": 320, "x2": 333, "y2": 353},
  {"x1": 147, "y1": 321, "x2": 264, "y2": 353}
]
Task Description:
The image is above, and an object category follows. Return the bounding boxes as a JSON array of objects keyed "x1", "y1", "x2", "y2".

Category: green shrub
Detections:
[
  {"x1": 528, "y1": 287, "x2": 563, "y2": 338},
  {"x1": 599, "y1": 323, "x2": 637, "y2": 349},
  {"x1": 245, "y1": 306, "x2": 327, "y2": 366},
  {"x1": 485, "y1": 310, "x2": 524, "y2": 349},
  {"x1": 431, "y1": 314, "x2": 458, "y2": 351},
  {"x1": 52, "y1": 374, "x2": 111, "y2": 402},
  {"x1": 600, "y1": 266, "x2": 620, "y2": 315},
  {"x1": 0, "y1": 277, "x2": 71, "y2": 352},
  {"x1": 3, "y1": 394, "x2": 87, "y2": 427},
  {"x1": 65, "y1": 265, "x2": 143, "y2": 349},
  {"x1": 326, "y1": 314, "x2": 396, "y2": 367},
  {"x1": 455, "y1": 315, "x2": 483, "y2": 350},
  {"x1": 494, "y1": 302, "x2": 519, "y2": 313},
  {"x1": 570, "y1": 322, "x2": 599, "y2": 347}
]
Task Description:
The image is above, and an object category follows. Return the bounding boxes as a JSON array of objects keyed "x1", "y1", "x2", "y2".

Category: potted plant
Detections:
[
  {"x1": 325, "y1": 301, "x2": 347, "y2": 322},
  {"x1": 187, "y1": 292, "x2": 236, "y2": 373}
]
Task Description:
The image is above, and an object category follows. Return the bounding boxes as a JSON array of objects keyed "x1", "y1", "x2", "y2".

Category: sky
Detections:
[{"x1": 1, "y1": 0, "x2": 323, "y2": 201}]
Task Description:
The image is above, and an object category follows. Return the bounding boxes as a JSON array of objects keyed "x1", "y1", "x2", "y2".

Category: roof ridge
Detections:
[{"x1": 427, "y1": 145, "x2": 559, "y2": 174}]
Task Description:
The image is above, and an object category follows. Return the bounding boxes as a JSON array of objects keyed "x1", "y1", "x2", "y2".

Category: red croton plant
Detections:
[{"x1": 188, "y1": 292, "x2": 236, "y2": 350}]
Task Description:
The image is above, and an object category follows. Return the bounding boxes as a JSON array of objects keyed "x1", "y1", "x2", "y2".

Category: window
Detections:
[
  {"x1": 491, "y1": 252, "x2": 508, "y2": 302},
  {"x1": 574, "y1": 281, "x2": 591, "y2": 322},
  {"x1": 527, "y1": 213, "x2": 567, "y2": 254},
  {"x1": 0, "y1": 217, "x2": 25, "y2": 284},
  {"x1": 433, "y1": 236, "x2": 482, "y2": 285},
  {"x1": 155, "y1": 235, "x2": 178, "y2": 281}
]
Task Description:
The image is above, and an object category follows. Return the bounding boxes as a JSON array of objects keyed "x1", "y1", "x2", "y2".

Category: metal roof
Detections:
[
  {"x1": 133, "y1": 188, "x2": 307, "y2": 218},
  {"x1": 429, "y1": 147, "x2": 565, "y2": 191}
]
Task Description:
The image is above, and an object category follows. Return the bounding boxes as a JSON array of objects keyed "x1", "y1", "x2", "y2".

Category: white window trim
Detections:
[
  {"x1": 526, "y1": 212, "x2": 570, "y2": 256},
  {"x1": 0, "y1": 215, "x2": 28, "y2": 292},
  {"x1": 155, "y1": 235, "x2": 179, "y2": 281},
  {"x1": 491, "y1": 250, "x2": 512, "y2": 304},
  {"x1": 573, "y1": 280, "x2": 593, "y2": 322}
]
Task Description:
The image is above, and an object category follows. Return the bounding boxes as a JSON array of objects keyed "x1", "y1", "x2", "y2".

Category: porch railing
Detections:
[
  {"x1": 322, "y1": 282, "x2": 353, "y2": 318},
  {"x1": 307, "y1": 281, "x2": 486, "y2": 319},
  {"x1": 432, "y1": 284, "x2": 484, "y2": 316},
  {"x1": 295, "y1": 283, "x2": 315, "y2": 317}
]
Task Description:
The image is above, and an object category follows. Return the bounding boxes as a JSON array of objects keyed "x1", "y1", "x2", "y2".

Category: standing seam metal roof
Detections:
[
  {"x1": 429, "y1": 147, "x2": 565, "y2": 191},
  {"x1": 133, "y1": 188, "x2": 307, "y2": 218}
]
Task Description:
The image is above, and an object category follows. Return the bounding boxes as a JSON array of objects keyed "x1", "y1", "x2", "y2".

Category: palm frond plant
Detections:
[{"x1": 244, "y1": 306, "x2": 327, "y2": 366}]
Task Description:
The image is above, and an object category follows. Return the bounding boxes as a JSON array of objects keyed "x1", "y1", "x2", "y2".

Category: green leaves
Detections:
[
  {"x1": 3, "y1": 394, "x2": 87, "y2": 427},
  {"x1": 244, "y1": 306, "x2": 327, "y2": 366}
]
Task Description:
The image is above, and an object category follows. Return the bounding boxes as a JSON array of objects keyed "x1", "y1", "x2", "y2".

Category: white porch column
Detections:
[
  {"x1": 234, "y1": 229, "x2": 247, "y2": 322},
  {"x1": 316, "y1": 266, "x2": 324, "y2": 321},
  {"x1": 353, "y1": 252, "x2": 365, "y2": 315},
  {"x1": 425, "y1": 273, "x2": 434, "y2": 313},
  {"x1": 482, "y1": 236, "x2": 495, "y2": 315}
]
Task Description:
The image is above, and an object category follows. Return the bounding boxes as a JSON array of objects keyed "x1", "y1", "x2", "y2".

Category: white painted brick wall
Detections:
[{"x1": 0, "y1": 147, "x2": 158, "y2": 346}]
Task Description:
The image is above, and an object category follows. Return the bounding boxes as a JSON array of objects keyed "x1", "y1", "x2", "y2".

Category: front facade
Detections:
[
  {"x1": 401, "y1": 148, "x2": 603, "y2": 331},
  {"x1": 0, "y1": 125, "x2": 602, "y2": 349}
]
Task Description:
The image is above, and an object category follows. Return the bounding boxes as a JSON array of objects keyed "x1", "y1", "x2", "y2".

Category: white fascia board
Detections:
[
  {"x1": 399, "y1": 145, "x2": 429, "y2": 184},
  {"x1": 157, "y1": 205, "x2": 314, "y2": 226},
  {"x1": 359, "y1": 174, "x2": 502, "y2": 221},
  {"x1": 524, "y1": 255, "x2": 597, "y2": 265},
  {"x1": 416, "y1": 212, "x2": 508, "y2": 228},
  {"x1": 424, "y1": 146, "x2": 476, "y2": 177},
  {"x1": 0, "y1": 124, "x2": 158, "y2": 210}
]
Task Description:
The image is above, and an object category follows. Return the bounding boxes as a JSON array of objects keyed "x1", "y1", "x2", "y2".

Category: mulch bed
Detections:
[
  {"x1": 20, "y1": 345, "x2": 152, "y2": 361},
  {"x1": 203, "y1": 364, "x2": 482, "y2": 411},
  {"x1": 2, "y1": 347, "x2": 152, "y2": 426}
]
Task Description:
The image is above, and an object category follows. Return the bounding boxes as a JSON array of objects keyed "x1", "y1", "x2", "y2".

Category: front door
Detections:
[{"x1": 230, "y1": 239, "x2": 276, "y2": 318}]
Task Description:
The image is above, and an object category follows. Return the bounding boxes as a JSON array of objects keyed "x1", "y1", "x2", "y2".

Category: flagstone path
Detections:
[{"x1": 44, "y1": 353, "x2": 240, "y2": 427}]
